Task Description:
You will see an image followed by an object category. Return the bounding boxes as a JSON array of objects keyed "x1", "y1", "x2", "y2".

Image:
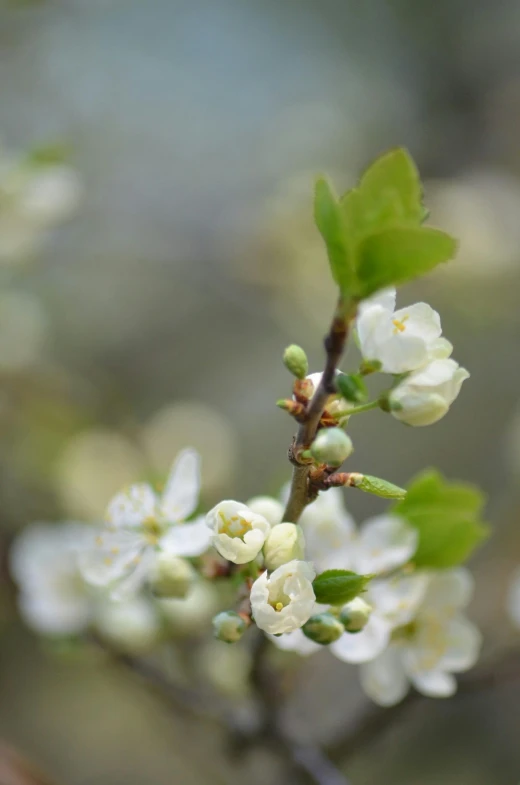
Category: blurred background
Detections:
[{"x1": 0, "y1": 0, "x2": 520, "y2": 782}]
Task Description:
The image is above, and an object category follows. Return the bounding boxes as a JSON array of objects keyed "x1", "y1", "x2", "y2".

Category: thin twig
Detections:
[{"x1": 283, "y1": 297, "x2": 357, "y2": 523}]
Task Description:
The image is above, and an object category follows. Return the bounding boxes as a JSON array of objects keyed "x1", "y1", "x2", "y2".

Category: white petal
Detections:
[
  {"x1": 160, "y1": 448, "x2": 201, "y2": 522},
  {"x1": 354, "y1": 515, "x2": 418, "y2": 574},
  {"x1": 409, "y1": 669, "x2": 456, "y2": 698},
  {"x1": 376, "y1": 333, "x2": 430, "y2": 374},
  {"x1": 110, "y1": 548, "x2": 157, "y2": 600},
  {"x1": 78, "y1": 530, "x2": 145, "y2": 587},
  {"x1": 159, "y1": 515, "x2": 212, "y2": 557},
  {"x1": 268, "y1": 629, "x2": 321, "y2": 656},
  {"x1": 437, "y1": 616, "x2": 482, "y2": 673},
  {"x1": 406, "y1": 358, "x2": 460, "y2": 388},
  {"x1": 18, "y1": 591, "x2": 91, "y2": 636},
  {"x1": 421, "y1": 568, "x2": 474, "y2": 613},
  {"x1": 368, "y1": 573, "x2": 429, "y2": 626},
  {"x1": 393, "y1": 303, "x2": 441, "y2": 343},
  {"x1": 330, "y1": 614, "x2": 391, "y2": 663},
  {"x1": 359, "y1": 645, "x2": 410, "y2": 706},
  {"x1": 358, "y1": 288, "x2": 396, "y2": 314},
  {"x1": 246, "y1": 496, "x2": 284, "y2": 526},
  {"x1": 107, "y1": 484, "x2": 157, "y2": 529}
]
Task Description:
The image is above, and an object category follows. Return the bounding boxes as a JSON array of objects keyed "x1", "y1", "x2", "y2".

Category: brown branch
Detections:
[{"x1": 283, "y1": 297, "x2": 357, "y2": 523}]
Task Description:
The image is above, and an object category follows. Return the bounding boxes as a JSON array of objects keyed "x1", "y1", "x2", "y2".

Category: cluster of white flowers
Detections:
[
  {"x1": 258, "y1": 488, "x2": 481, "y2": 705},
  {"x1": 356, "y1": 288, "x2": 469, "y2": 426}
]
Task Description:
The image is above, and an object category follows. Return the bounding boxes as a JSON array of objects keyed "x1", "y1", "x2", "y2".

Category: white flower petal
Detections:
[
  {"x1": 18, "y1": 591, "x2": 91, "y2": 636},
  {"x1": 393, "y1": 303, "x2": 441, "y2": 343},
  {"x1": 437, "y1": 616, "x2": 482, "y2": 673},
  {"x1": 246, "y1": 496, "x2": 284, "y2": 526},
  {"x1": 368, "y1": 573, "x2": 429, "y2": 627},
  {"x1": 330, "y1": 614, "x2": 391, "y2": 663},
  {"x1": 110, "y1": 548, "x2": 157, "y2": 600},
  {"x1": 78, "y1": 530, "x2": 145, "y2": 588},
  {"x1": 354, "y1": 515, "x2": 418, "y2": 574},
  {"x1": 159, "y1": 515, "x2": 212, "y2": 557},
  {"x1": 359, "y1": 644, "x2": 410, "y2": 706},
  {"x1": 250, "y1": 560, "x2": 316, "y2": 634},
  {"x1": 268, "y1": 629, "x2": 321, "y2": 656},
  {"x1": 160, "y1": 448, "x2": 201, "y2": 523},
  {"x1": 107, "y1": 484, "x2": 157, "y2": 529},
  {"x1": 408, "y1": 669, "x2": 456, "y2": 698},
  {"x1": 420, "y1": 568, "x2": 474, "y2": 613}
]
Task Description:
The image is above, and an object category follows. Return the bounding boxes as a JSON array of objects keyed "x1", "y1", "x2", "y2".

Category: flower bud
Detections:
[
  {"x1": 302, "y1": 612, "x2": 344, "y2": 644},
  {"x1": 348, "y1": 473, "x2": 406, "y2": 500},
  {"x1": 149, "y1": 553, "x2": 195, "y2": 598},
  {"x1": 388, "y1": 359, "x2": 469, "y2": 427},
  {"x1": 212, "y1": 610, "x2": 248, "y2": 643},
  {"x1": 283, "y1": 344, "x2": 309, "y2": 379},
  {"x1": 246, "y1": 495, "x2": 284, "y2": 527},
  {"x1": 310, "y1": 428, "x2": 353, "y2": 466},
  {"x1": 339, "y1": 597, "x2": 372, "y2": 633},
  {"x1": 263, "y1": 523, "x2": 305, "y2": 571}
]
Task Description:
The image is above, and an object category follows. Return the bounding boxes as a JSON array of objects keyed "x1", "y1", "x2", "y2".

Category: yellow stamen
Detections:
[
  {"x1": 110, "y1": 547, "x2": 120, "y2": 555},
  {"x1": 392, "y1": 314, "x2": 409, "y2": 334},
  {"x1": 275, "y1": 602, "x2": 284, "y2": 612},
  {"x1": 103, "y1": 556, "x2": 113, "y2": 566},
  {"x1": 95, "y1": 536, "x2": 103, "y2": 547}
]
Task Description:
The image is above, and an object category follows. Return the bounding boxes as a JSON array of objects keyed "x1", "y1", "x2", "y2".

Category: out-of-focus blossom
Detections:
[
  {"x1": 94, "y1": 595, "x2": 160, "y2": 653},
  {"x1": 360, "y1": 569, "x2": 481, "y2": 705},
  {"x1": 9, "y1": 522, "x2": 94, "y2": 635},
  {"x1": 159, "y1": 580, "x2": 219, "y2": 635},
  {"x1": 79, "y1": 449, "x2": 211, "y2": 598}
]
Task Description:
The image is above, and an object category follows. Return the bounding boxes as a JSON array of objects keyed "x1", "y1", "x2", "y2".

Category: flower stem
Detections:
[{"x1": 345, "y1": 400, "x2": 380, "y2": 416}]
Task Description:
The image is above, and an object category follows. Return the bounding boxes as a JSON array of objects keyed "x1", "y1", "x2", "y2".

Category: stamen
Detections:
[{"x1": 275, "y1": 602, "x2": 284, "y2": 612}]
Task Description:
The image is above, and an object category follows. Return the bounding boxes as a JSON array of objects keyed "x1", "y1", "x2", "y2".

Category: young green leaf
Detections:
[
  {"x1": 314, "y1": 177, "x2": 356, "y2": 296},
  {"x1": 336, "y1": 372, "x2": 368, "y2": 403},
  {"x1": 356, "y1": 226, "x2": 457, "y2": 298},
  {"x1": 312, "y1": 569, "x2": 372, "y2": 606},
  {"x1": 341, "y1": 148, "x2": 424, "y2": 239},
  {"x1": 392, "y1": 470, "x2": 489, "y2": 568}
]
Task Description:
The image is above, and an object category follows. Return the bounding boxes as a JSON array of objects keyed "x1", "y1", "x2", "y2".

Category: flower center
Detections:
[
  {"x1": 218, "y1": 511, "x2": 252, "y2": 540},
  {"x1": 392, "y1": 314, "x2": 409, "y2": 334},
  {"x1": 142, "y1": 516, "x2": 163, "y2": 546}
]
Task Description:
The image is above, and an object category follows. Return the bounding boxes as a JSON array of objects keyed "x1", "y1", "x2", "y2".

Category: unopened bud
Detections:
[
  {"x1": 302, "y1": 613, "x2": 344, "y2": 644},
  {"x1": 149, "y1": 554, "x2": 195, "y2": 598},
  {"x1": 348, "y1": 473, "x2": 406, "y2": 500},
  {"x1": 339, "y1": 597, "x2": 372, "y2": 633},
  {"x1": 310, "y1": 428, "x2": 353, "y2": 466},
  {"x1": 263, "y1": 523, "x2": 305, "y2": 571},
  {"x1": 212, "y1": 610, "x2": 248, "y2": 643},
  {"x1": 283, "y1": 344, "x2": 309, "y2": 379}
]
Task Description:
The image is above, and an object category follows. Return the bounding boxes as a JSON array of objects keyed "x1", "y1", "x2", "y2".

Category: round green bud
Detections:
[
  {"x1": 149, "y1": 554, "x2": 195, "y2": 598},
  {"x1": 212, "y1": 611, "x2": 248, "y2": 643},
  {"x1": 310, "y1": 428, "x2": 353, "y2": 466},
  {"x1": 302, "y1": 613, "x2": 344, "y2": 645},
  {"x1": 283, "y1": 344, "x2": 309, "y2": 379},
  {"x1": 339, "y1": 597, "x2": 372, "y2": 633}
]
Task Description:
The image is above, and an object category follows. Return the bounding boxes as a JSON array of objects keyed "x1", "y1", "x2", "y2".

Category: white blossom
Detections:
[
  {"x1": 94, "y1": 596, "x2": 160, "y2": 653},
  {"x1": 300, "y1": 488, "x2": 418, "y2": 575},
  {"x1": 79, "y1": 449, "x2": 211, "y2": 599},
  {"x1": 359, "y1": 569, "x2": 482, "y2": 705},
  {"x1": 10, "y1": 522, "x2": 94, "y2": 635},
  {"x1": 268, "y1": 628, "x2": 322, "y2": 656},
  {"x1": 330, "y1": 572, "x2": 428, "y2": 664},
  {"x1": 389, "y1": 359, "x2": 470, "y2": 426},
  {"x1": 356, "y1": 288, "x2": 452, "y2": 374},
  {"x1": 263, "y1": 523, "x2": 305, "y2": 571},
  {"x1": 246, "y1": 495, "x2": 284, "y2": 526},
  {"x1": 206, "y1": 500, "x2": 271, "y2": 564},
  {"x1": 250, "y1": 560, "x2": 316, "y2": 634},
  {"x1": 159, "y1": 580, "x2": 219, "y2": 634}
]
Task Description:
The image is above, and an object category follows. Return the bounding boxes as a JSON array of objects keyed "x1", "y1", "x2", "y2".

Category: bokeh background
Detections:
[{"x1": 1, "y1": 0, "x2": 520, "y2": 782}]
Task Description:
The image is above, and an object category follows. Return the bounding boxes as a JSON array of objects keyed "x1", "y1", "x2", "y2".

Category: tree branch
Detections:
[{"x1": 283, "y1": 298, "x2": 357, "y2": 523}]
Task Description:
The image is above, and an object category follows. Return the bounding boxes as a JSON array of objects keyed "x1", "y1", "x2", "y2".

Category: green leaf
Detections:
[
  {"x1": 356, "y1": 226, "x2": 457, "y2": 297},
  {"x1": 341, "y1": 148, "x2": 424, "y2": 239},
  {"x1": 336, "y1": 372, "x2": 368, "y2": 403},
  {"x1": 314, "y1": 177, "x2": 356, "y2": 296},
  {"x1": 312, "y1": 569, "x2": 372, "y2": 606},
  {"x1": 392, "y1": 470, "x2": 489, "y2": 568},
  {"x1": 350, "y1": 473, "x2": 407, "y2": 500}
]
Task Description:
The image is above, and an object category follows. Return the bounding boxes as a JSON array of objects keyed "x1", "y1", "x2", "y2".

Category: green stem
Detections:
[{"x1": 345, "y1": 400, "x2": 380, "y2": 416}]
